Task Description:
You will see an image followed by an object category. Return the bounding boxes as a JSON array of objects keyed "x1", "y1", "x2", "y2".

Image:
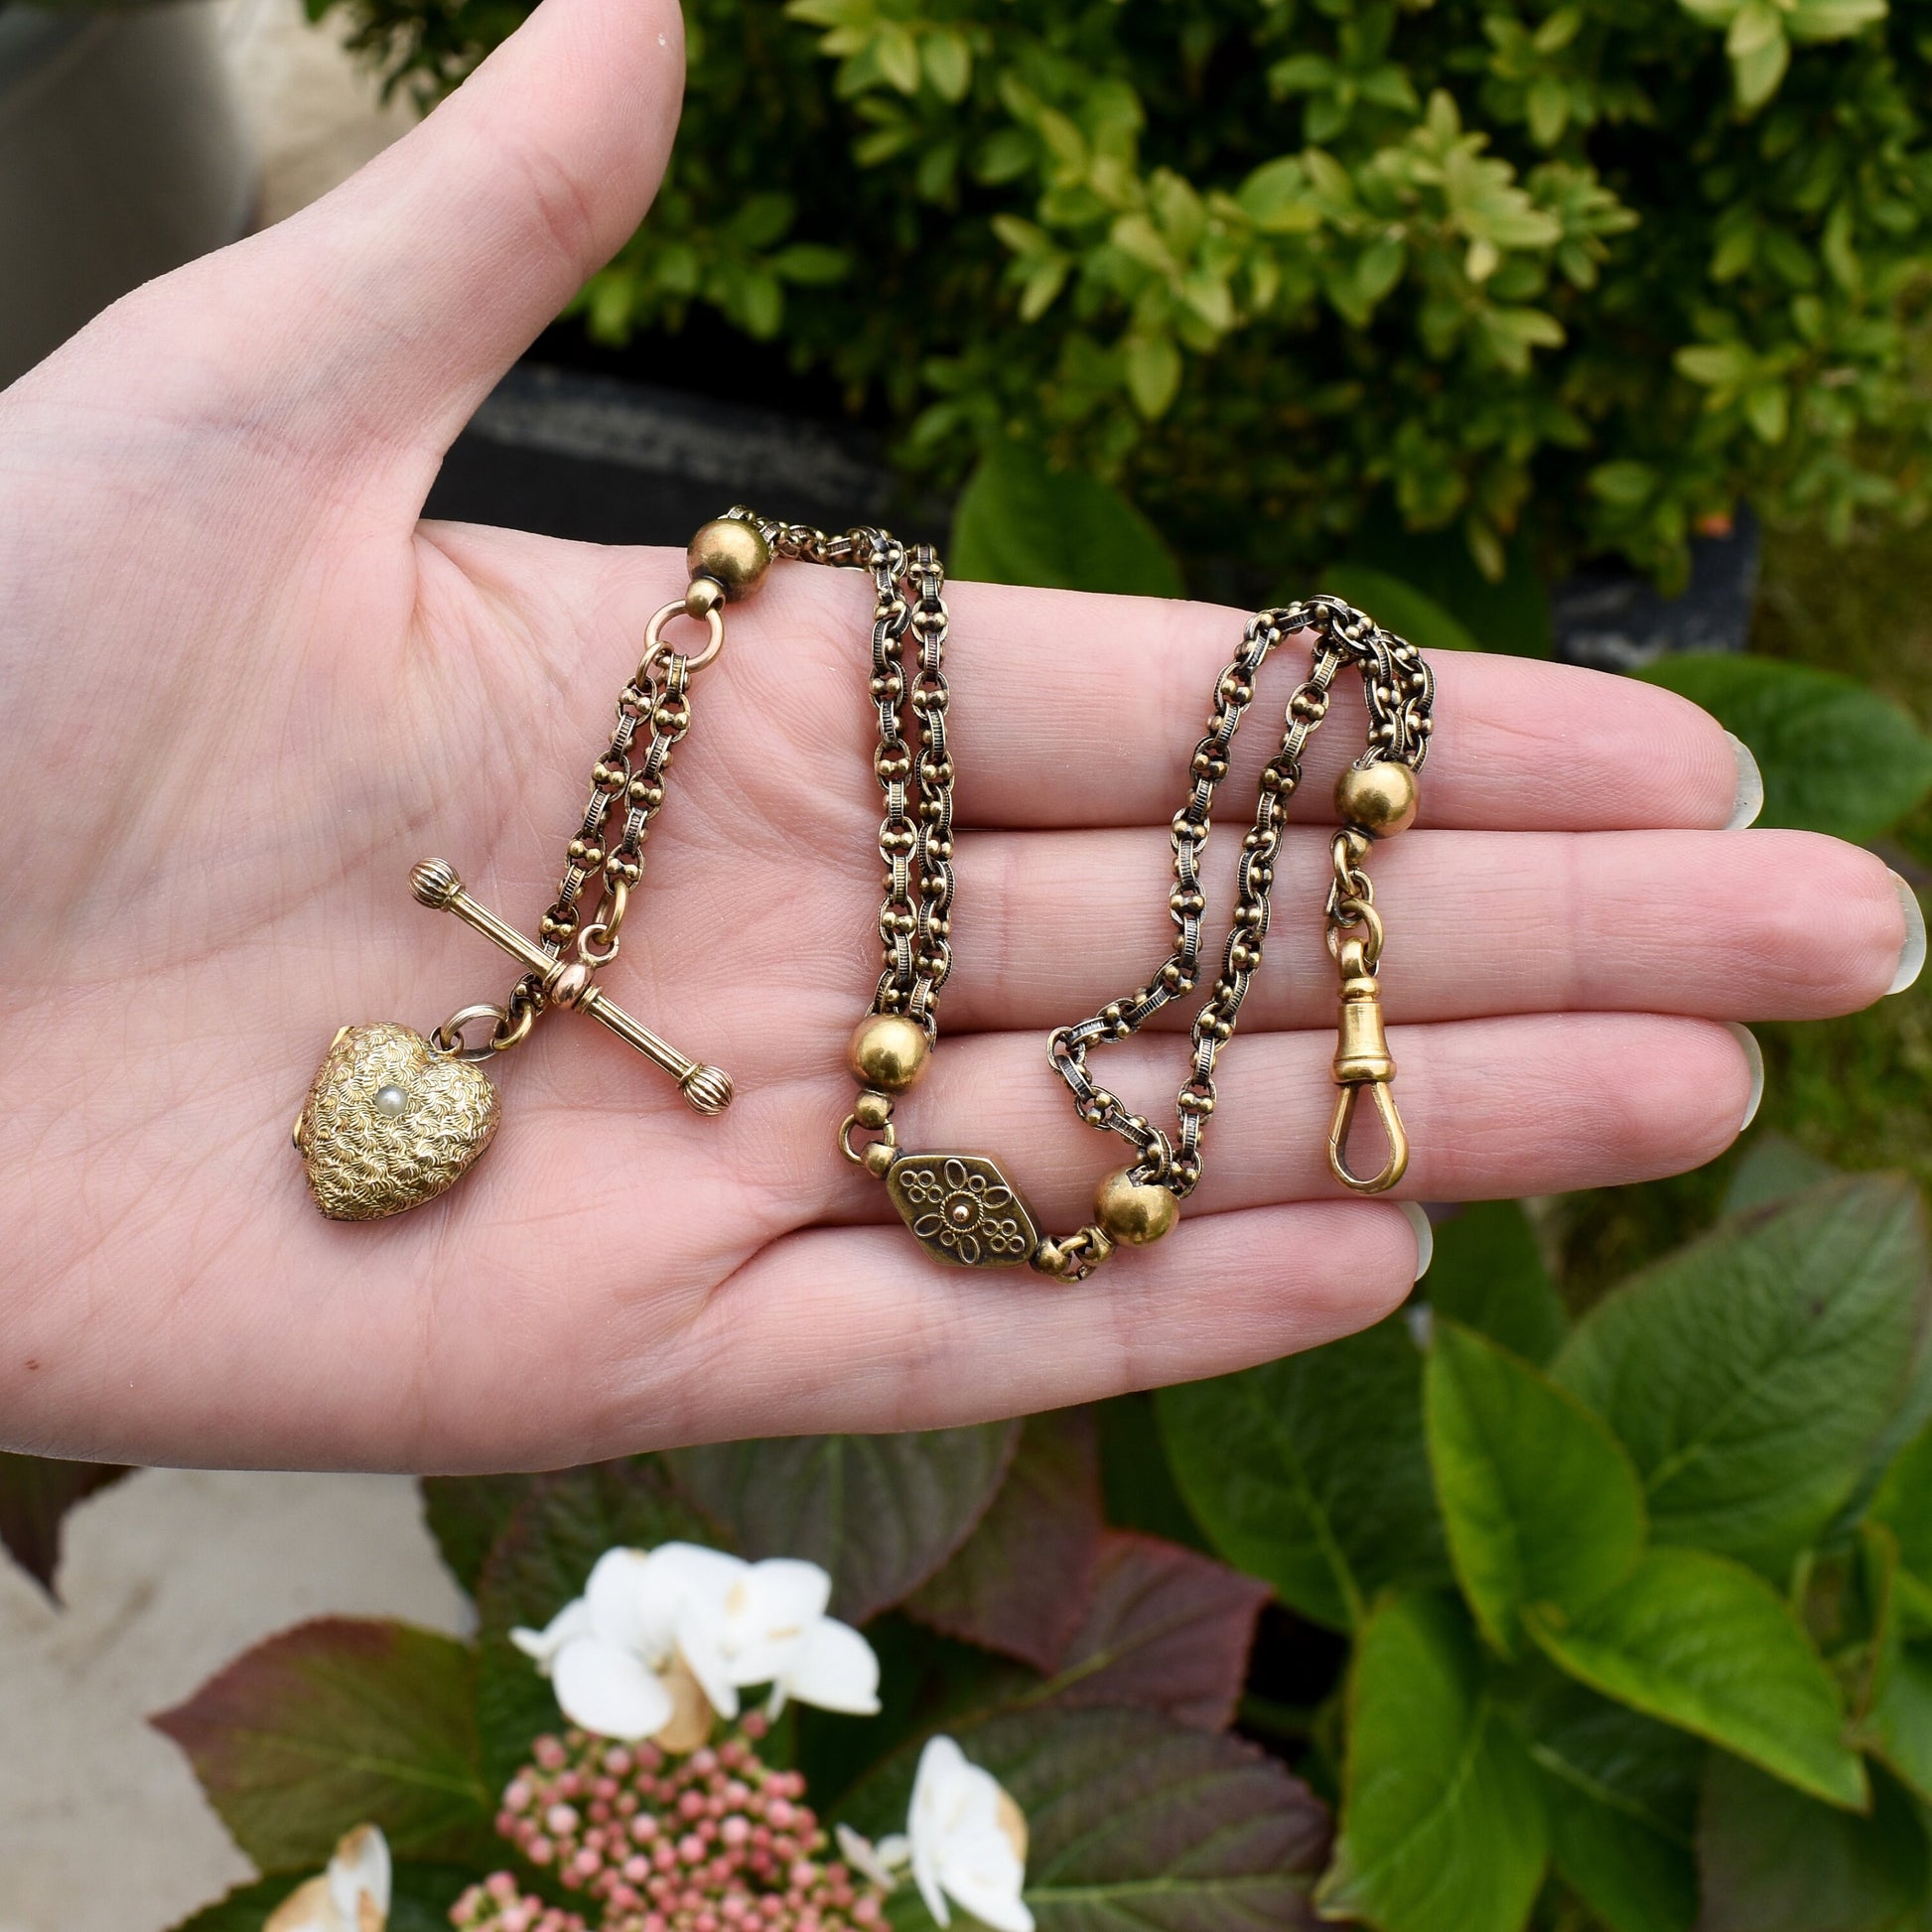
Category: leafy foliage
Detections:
[
  {"x1": 843, "y1": 1704, "x2": 1333, "y2": 1930},
  {"x1": 150, "y1": 1618, "x2": 495, "y2": 1870},
  {"x1": 315, "y1": 0, "x2": 1932, "y2": 586},
  {"x1": 1636, "y1": 655, "x2": 1932, "y2": 842},
  {"x1": 1159, "y1": 1311, "x2": 1449, "y2": 1632}
]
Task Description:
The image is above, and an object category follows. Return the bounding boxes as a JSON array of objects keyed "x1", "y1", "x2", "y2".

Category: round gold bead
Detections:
[
  {"x1": 847, "y1": 1013, "x2": 930, "y2": 1093},
  {"x1": 684, "y1": 575, "x2": 726, "y2": 620},
  {"x1": 1335, "y1": 761, "x2": 1420, "y2": 838},
  {"x1": 863, "y1": 1141, "x2": 898, "y2": 1178},
  {"x1": 1094, "y1": 1169, "x2": 1179, "y2": 1246},
  {"x1": 687, "y1": 518, "x2": 771, "y2": 602},
  {"x1": 853, "y1": 1089, "x2": 894, "y2": 1130}
]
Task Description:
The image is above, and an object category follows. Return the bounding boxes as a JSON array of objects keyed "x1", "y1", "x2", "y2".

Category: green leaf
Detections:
[
  {"x1": 1314, "y1": 564, "x2": 1482, "y2": 655},
  {"x1": 1525, "y1": 1682, "x2": 1700, "y2": 1932},
  {"x1": 1633, "y1": 655, "x2": 1932, "y2": 841},
  {"x1": 1159, "y1": 1313, "x2": 1449, "y2": 1632},
  {"x1": 1730, "y1": 19, "x2": 1790, "y2": 109},
  {"x1": 418, "y1": 1474, "x2": 529, "y2": 1597},
  {"x1": 1851, "y1": 1524, "x2": 1932, "y2": 1804},
  {"x1": 1019, "y1": 1530, "x2": 1273, "y2": 1730},
  {"x1": 1696, "y1": 1752, "x2": 1928, "y2": 1932},
  {"x1": 1334, "y1": 518, "x2": 1553, "y2": 658},
  {"x1": 150, "y1": 1618, "x2": 494, "y2": 1870},
  {"x1": 1589, "y1": 460, "x2": 1658, "y2": 507},
  {"x1": 1871, "y1": 1421, "x2": 1932, "y2": 1596},
  {"x1": 770, "y1": 241, "x2": 851, "y2": 285},
  {"x1": 1425, "y1": 1200, "x2": 1567, "y2": 1364},
  {"x1": 0, "y1": 1452, "x2": 129, "y2": 1600},
  {"x1": 1125, "y1": 334, "x2": 1183, "y2": 418},
  {"x1": 1555, "y1": 1175, "x2": 1932, "y2": 1575},
  {"x1": 905, "y1": 1408, "x2": 1104, "y2": 1672},
  {"x1": 951, "y1": 445, "x2": 1185, "y2": 598},
  {"x1": 473, "y1": 1459, "x2": 707, "y2": 1789},
  {"x1": 166, "y1": 1863, "x2": 473, "y2": 1932},
  {"x1": 1318, "y1": 1593, "x2": 1549, "y2": 1932},
  {"x1": 1723, "y1": 1133, "x2": 1839, "y2": 1214},
  {"x1": 1096, "y1": 1392, "x2": 1211, "y2": 1551},
  {"x1": 1427, "y1": 1320, "x2": 1647, "y2": 1655},
  {"x1": 842, "y1": 1705, "x2": 1332, "y2": 1929},
  {"x1": 874, "y1": 20, "x2": 921, "y2": 94},
  {"x1": 920, "y1": 27, "x2": 971, "y2": 102},
  {"x1": 666, "y1": 1424, "x2": 1019, "y2": 1624},
  {"x1": 1523, "y1": 1547, "x2": 1866, "y2": 1810}
]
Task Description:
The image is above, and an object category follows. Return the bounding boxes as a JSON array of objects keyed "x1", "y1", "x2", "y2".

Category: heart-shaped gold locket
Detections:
[{"x1": 295, "y1": 1024, "x2": 500, "y2": 1220}]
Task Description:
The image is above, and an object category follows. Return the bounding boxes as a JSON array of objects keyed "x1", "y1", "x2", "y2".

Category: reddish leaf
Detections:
[
  {"x1": 0, "y1": 1452, "x2": 129, "y2": 1599},
  {"x1": 152, "y1": 1617, "x2": 493, "y2": 1870},
  {"x1": 666, "y1": 1423, "x2": 1020, "y2": 1623},
  {"x1": 1038, "y1": 1529, "x2": 1272, "y2": 1729},
  {"x1": 905, "y1": 1408, "x2": 1104, "y2": 1671},
  {"x1": 841, "y1": 1704, "x2": 1331, "y2": 1929}
]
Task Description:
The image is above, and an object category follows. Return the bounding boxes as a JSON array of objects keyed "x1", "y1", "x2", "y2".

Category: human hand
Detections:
[{"x1": 0, "y1": 0, "x2": 1912, "y2": 1471}]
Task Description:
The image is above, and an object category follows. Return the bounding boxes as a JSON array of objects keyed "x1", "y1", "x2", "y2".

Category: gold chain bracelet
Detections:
[{"x1": 291, "y1": 506, "x2": 1432, "y2": 1246}]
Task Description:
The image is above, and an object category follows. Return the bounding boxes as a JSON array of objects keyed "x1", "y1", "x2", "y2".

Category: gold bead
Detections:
[
  {"x1": 687, "y1": 518, "x2": 771, "y2": 602},
  {"x1": 863, "y1": 1142, "x2": 897, "y2": 1178},
  {"x1": 1093, "y1": 1169, "x2": 1179, "y2": 1246},
  {"x1": 853, "y1": 1089, "x2": 894, "y2": 1130},
  {"x1": 1335, "y1": 761, "x2": 1420, "y2": 838},
  {"x1": 684, "y1": 575, "x2": 726, "y2": 620},
  {"x1": 847, "y1": 1013, "x2": 930, "y2": 1093}
]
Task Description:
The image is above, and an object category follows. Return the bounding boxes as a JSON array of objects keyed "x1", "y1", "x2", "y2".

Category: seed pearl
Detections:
[{"x1": 373, "y1": 1084, "x2": 408, "y2": 1118}]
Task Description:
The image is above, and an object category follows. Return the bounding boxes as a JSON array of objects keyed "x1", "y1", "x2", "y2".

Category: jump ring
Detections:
[
  {"x1": 432, "y1": 1003, "x2": 511, "y2": 1064},
  {"x1": 639, "y1": 599, "x2": 725, "y2": 678}
]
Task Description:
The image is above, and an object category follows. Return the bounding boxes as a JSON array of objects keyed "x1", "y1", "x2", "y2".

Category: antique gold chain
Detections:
[
  {"x1": 292, "y1": 504, "x2": 1433, "y2": 1241},
  {"x1": 720, "y1": 512, "x2": 1435, "y2": 1282}
]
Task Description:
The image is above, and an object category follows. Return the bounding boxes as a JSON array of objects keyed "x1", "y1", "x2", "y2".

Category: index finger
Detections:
[{"x1": 925, "y1": 579, "x2": 1745, "y2": 832}]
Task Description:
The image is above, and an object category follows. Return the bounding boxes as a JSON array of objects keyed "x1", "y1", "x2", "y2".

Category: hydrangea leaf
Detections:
[
  {"x1": 665, "y1": 1423, "x2": 1021, "y2": 1624},
  {"x1": 1422, "y1": 1199, "x2": 1567, "y2": 1364},
  {"x1": 1524, "y1": 1547, "x2": 1865, "y2": 1810},
  {"x1": 1158, "y1": 1312, "x2": 1449, "y2": 1632},
  {"x1": 950, "y1": 444, "x2": 1185, "y2": 597},
  {"x1": 1524, "y1": 1681, "x2": 1700, "y2": 1932},
  {"x1": 1695, "y1": 1753, "x2": 1927, "y2": 1932},
  {"x1": 1318, "y1": 1592, "x2": 1549, "y2": 1932},
  {"x1": 1634, "y1": 655, "x2": 1932, "y2": 841},
  {"x1": 1426, "y1": 1318, "x2": 1647, "y2": 1655},
  {"x1": 1555, "y1": 1174, "x2": 1932, "y2": 1577},
  {"x1": 843, "y1": 1704, "x2": 1331, "y2": 1930},
  {"x1": 150, "y1": 1618, "x2": 493, "y2": 1871},
  {"x1": 905, "y1": 1408, "x2": 1104, "y2": 1672}
]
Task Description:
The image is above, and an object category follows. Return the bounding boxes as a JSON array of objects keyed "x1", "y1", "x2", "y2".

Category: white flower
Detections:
[
  {"x1": 510, "y1": 1542, "x2": 880, "y2": 1744},
  {"x1": 837, "y1": 1737, "x2": 1033, "y2": 1932},
  {"x1": 264, "y1": 1824, "x2": 390, "y2": 1932},
  {"x1": 909, "y1": 1735, "x2": 1034, "y2": 1932}
]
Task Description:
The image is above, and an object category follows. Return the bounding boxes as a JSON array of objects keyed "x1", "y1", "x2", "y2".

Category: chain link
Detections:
[
  {"x1": 745, "y1": 511, "x2": 955, "y2": 1031},
  {"x1": 1048, "y1": 595, "x2": 1434, "y2": 1199}
]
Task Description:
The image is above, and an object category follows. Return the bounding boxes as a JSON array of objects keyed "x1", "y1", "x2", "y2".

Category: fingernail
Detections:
[
  {"x1": 1725, "y1": 1022, "x2": 1764, "y2": 1132},
  {"x1": 1889, "y1": 872, "x2": 1926, "y2": 995},
  {"x1": 1725, "y1": 732, "x2": 1763, "y2": 830},
  {"x1": 1399, "y1": 1200, "x2": 1434, "y2": 1282}
]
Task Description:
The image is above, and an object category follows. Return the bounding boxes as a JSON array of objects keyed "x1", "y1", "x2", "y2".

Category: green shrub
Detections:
[{"x1": 319, "y1": 0, "x2": 1930, "y2": 587}]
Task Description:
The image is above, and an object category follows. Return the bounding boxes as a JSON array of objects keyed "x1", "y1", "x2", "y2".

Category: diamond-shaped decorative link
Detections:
[{"x1": 886, "y1": 1152, "x2": 1040, "y2": 1268}]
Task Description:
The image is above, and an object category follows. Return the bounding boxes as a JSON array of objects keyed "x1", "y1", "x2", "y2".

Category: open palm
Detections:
[{"x1": 0, "y1": 0, "x2": 1909, "y2": 1472}]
